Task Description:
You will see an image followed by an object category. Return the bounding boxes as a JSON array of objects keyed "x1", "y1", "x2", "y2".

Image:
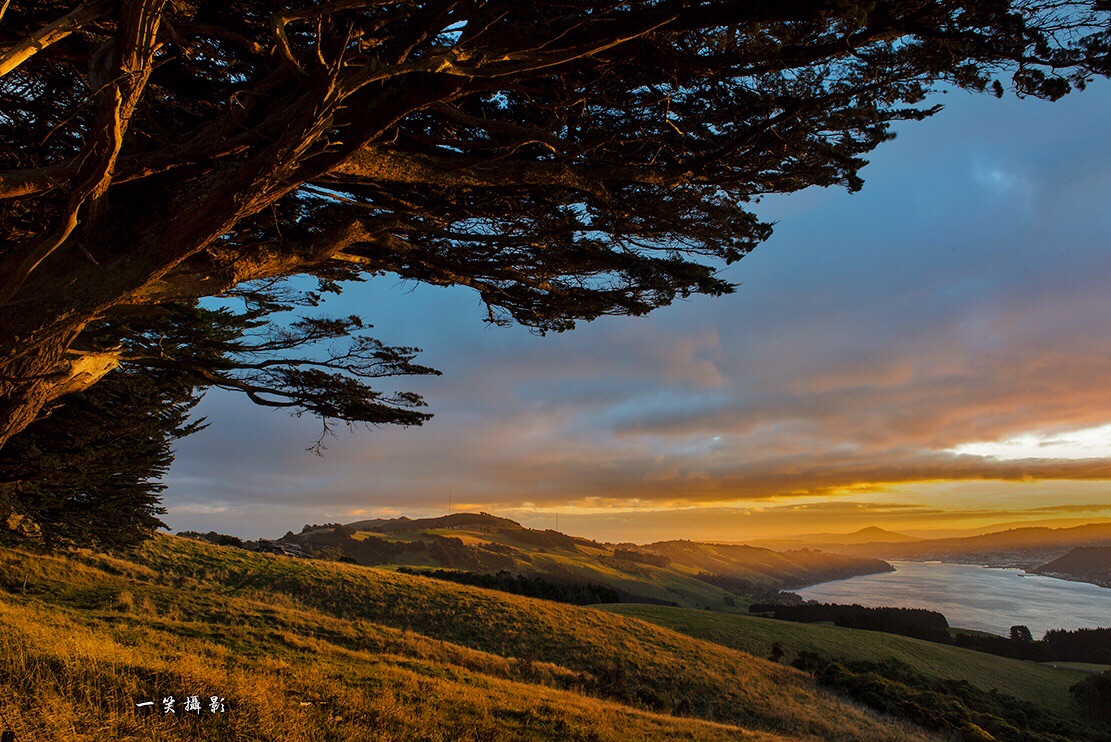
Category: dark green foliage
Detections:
[
  {"x1": 0, "y1": 293, "x2": 441, "y2": 550},
  {"x1": 954, "y1": 631, "x2": 1057, "y2": 661},
  {"x1": 1071, "y1": 672, "x2": 1111, "y2": 726},
  {"x1": 479, "y1": 541, "x2": 532, "y2": 563},
  {"x1": 179, "y1": 531, "x2": 249, "y2": 549},
  {"x1": 792, "y1": 652, "x2": 1107, "y2": 742},
  {"x1": 953, "y1": 626, "x2": 1111, "y2": 663},
  {"x1": 502, "y1": 528, "x2": 585, "y2": 551},
  {"x1": 611, "y1": 548, "x2": 670, "y2": 568},
  {"x1": 695, "y1": 572, "x2": 792, "y2": 601},
  {"x1": 1044, "y1": 627, "x2": 1111, "y2": 664},
  {"x1": 424, "y1": 535, "x2": 518, "y2": 572},
  {"x1": 106, "y1": 298, "x2": 441, "y2": 446},
  {"x1": 398, "y1": 568, "x2": 621, "y2": 606},
  {"x1": 1010, "y1": 625, "x2": 1034, "y2": 643},
  {"x1": 0, "y1": 366, "x2": 201, "y2": 551},
  {"x1": 750, "y1": 602, "x2": 951, "y2": 643},
  {"x1": 293, "y1": 529, "x2": 427, "y2": 566}
]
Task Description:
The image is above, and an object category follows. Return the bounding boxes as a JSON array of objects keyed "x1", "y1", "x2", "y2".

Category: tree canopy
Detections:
[
  {"x1": 0, "y1": 293, "x2": 439, "y2": 546},
  {"x1": 0, "y1": 0, "x2": 1108, "y2": 455}
]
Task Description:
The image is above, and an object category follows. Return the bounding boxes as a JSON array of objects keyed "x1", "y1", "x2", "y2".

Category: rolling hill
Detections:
[
  {"x1": 247, "y1": 513, "x2": 895, "y2": 610},
  {"x1": 749, "y1": 527, "x2": 918, "y2": 550},
  {"x1": 0, "y1": 535, "x2": 934, "y2": 741},
  {"x1": 601, "y1": 605, "x2": 1088, "y2": 715},
  {"x1": 1033, "y1": 546, "x2": 1111, "y2": 588},
  {"x1": 828, "y1": 523, "x2": 1111, "y2": 571}
]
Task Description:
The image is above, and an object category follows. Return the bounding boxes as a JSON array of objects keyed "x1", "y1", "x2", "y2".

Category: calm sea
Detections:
[{"x1": 794, "y1": 561, "x2": 1111, "y2": 637}]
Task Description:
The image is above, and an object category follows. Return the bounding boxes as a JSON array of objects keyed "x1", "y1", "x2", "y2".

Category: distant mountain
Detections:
[
  {"x1": 266, "y1": 512, "x2": 894, "y2": 610},
  {"x1": 842, "y1": 526, "x2": 918, "y2": 543},
  {"x1": 346, "y1": 512, "x2": 522, "y2": 533},
  {"x1": 743, "y1": 526, "x2": 917, "y2": 552},
  {"x1": 833, "y1": 523, "x2": 1111, "y2": 571},
  {"x1": 1032, "y1": 546, "x2": 1111, "y2": 588},
  {"x1": 794, "y1": 526, "x2": 918, "y2": 545}
]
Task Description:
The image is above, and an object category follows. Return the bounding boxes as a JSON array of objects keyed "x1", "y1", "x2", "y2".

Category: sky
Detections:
[{"x1": 163, "y1": 79, "x2": 1111, "y2": 543}]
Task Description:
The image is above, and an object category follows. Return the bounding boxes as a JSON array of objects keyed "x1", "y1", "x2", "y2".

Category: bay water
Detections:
[{"x1": 794, "y1": 561, "x2": 1111, "y2": 636}]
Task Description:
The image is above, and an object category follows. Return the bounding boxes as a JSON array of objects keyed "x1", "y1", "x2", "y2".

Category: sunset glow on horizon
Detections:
[{"x1": 164, "y1": 83, "x2": 1111, "y2": 544}]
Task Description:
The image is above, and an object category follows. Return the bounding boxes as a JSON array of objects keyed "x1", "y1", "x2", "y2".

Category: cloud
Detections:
[
  {"x1": 167, "y1": 503, "x2": 230, "y2": 515},
  {"x1": 951, "y1": 424, "x2": 1111, "y2": 460},
  {"x1": 162, "y1": 81, "x2": 1111, "y2": 538},
  {"x1": 972, "y1": 159, "x2": 1032, "y2": 196}
]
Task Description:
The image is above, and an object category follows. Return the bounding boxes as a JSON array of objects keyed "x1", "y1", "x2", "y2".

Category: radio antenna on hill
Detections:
[{"x1": 448, "y1": 487, "x2": 452, "y2": 515}]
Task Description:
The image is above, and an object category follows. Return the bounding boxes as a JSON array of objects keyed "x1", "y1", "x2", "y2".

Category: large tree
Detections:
[
  {"x1": 1, "y1": 0, "x2": 1108, "y2": 450},
  {"x1": 0, "y1": 292, "x2": 439, "y2": 544}
]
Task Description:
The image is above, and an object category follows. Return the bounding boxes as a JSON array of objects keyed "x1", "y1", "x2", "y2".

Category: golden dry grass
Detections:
[{"x1": 0, "y1": 536, "x2": 937, "y2": 741}]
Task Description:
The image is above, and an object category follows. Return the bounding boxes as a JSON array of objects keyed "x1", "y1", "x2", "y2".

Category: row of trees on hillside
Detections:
[
  {"x1": 399, "y1": 567, "x2": 622, "y2": 605},
  {"x1": 750, "y1": 602, "x2": 952, "y2": 643}
]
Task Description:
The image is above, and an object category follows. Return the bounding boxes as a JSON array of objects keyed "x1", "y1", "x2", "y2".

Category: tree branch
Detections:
[{"x1": 0, "y1": 0, "x2": 114, "y2": 79}]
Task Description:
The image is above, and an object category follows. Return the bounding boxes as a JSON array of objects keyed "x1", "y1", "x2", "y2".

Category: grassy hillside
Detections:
[
  {"x1": 601, "y1": 605, "x2": 1088, "y2": 715},
  {"x1": 0, "y1": 535, "x2": 934, "y2": 741},
  {"x1": 260, "y1": 514, "x2": 892, "y2": 611}
]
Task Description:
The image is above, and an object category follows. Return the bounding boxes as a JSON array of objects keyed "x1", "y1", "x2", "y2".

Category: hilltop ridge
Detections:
[
  {"x1": 185, "y1": 512, "x2": 896, "y2": 611},
  {"x1": 1033, "y1": 546, "x2": 1111, "y2": 588},
  {"x1": 832, "y1": 522, "x2": 1111, "y2": 571},
  {"x1": 346, "y1": 512, "x2": 524, "y2": 533}
]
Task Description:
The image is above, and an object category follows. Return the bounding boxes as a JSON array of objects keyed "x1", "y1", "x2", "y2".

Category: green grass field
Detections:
[
  {"x1": 0, "y1": 535, "x2": 936, "y2": 741},
  {"x1": 1041, "y1": 661, "x2": 1111, "y2": 673},
  {"x1": 600, "y1": 604, "x2": 1089, "y2": 714}
]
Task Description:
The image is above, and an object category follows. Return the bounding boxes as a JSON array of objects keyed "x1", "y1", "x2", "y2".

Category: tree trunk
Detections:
[{"x1": 0, "y1": 331, "x2": 100, "y2": 449}]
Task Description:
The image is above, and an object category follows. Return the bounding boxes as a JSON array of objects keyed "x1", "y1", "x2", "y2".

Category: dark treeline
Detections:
[
  {"x1": 789, "y1": 651, "x2": 1106, "y2": 741},
  {"x1": 345, "y1": 536, "x2": 427, "y2": 564},
  {"x1": 754, "y1": 598, "x2": 1111, "y2": 665},
  {"x1": 750, "y1": 603, "x2": 951, "y2": 643},
  {"x1": 954, "y1": 632, "x2": 1056, "y2": 661},
  {"x1": 300, "y1": 528, "x2": 428, "y2": 565},
  {"x1": 179, "y1": 531, "x2": 247, "y2": 548},
  {"x1": 696, "y1": 572, "x2": 796, "y2": 602},
  {"x1": 1072, "y1": 673, "x2": 1111, "y2": 727},
  {"x1": 399, "y1": 568, "x2": 621, "y2": 606},
  {"x1": 1046, "y1": 628, "x2": 1111, "y2": 664},
  {"x1": 612, "y1": 548, "x2": 671, "y2": 568},
  {"x1": 502, "y1": 528, "x2": 597, "y2": 551},
  {"x1": 955, "y1": 626, "x2": 1111, "y2": 664}
]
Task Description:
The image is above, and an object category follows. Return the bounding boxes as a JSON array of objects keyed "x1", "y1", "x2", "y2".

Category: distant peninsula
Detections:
[{"x1": 1032, "y1": 546, "x2": 1111, "y2": 588}]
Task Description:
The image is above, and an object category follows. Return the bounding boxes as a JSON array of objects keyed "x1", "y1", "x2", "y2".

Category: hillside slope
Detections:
[
  {"x1": 261, "y1": 514, "x2": 893, "y2": 610},
  {"x1": 0, "y1": 535, "x2": 932, "y2": 741},
  {"x1": 1033, "y1": 546, "x2": 1111, "y2": 588},
  {"x1": 600, "y1": 605, "x2": 1088, "y2": 715}
]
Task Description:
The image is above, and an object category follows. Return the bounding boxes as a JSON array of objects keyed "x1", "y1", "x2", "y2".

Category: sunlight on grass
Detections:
[{"x1": 0, "y1": 535, "x2": 938, "y2": 741}]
